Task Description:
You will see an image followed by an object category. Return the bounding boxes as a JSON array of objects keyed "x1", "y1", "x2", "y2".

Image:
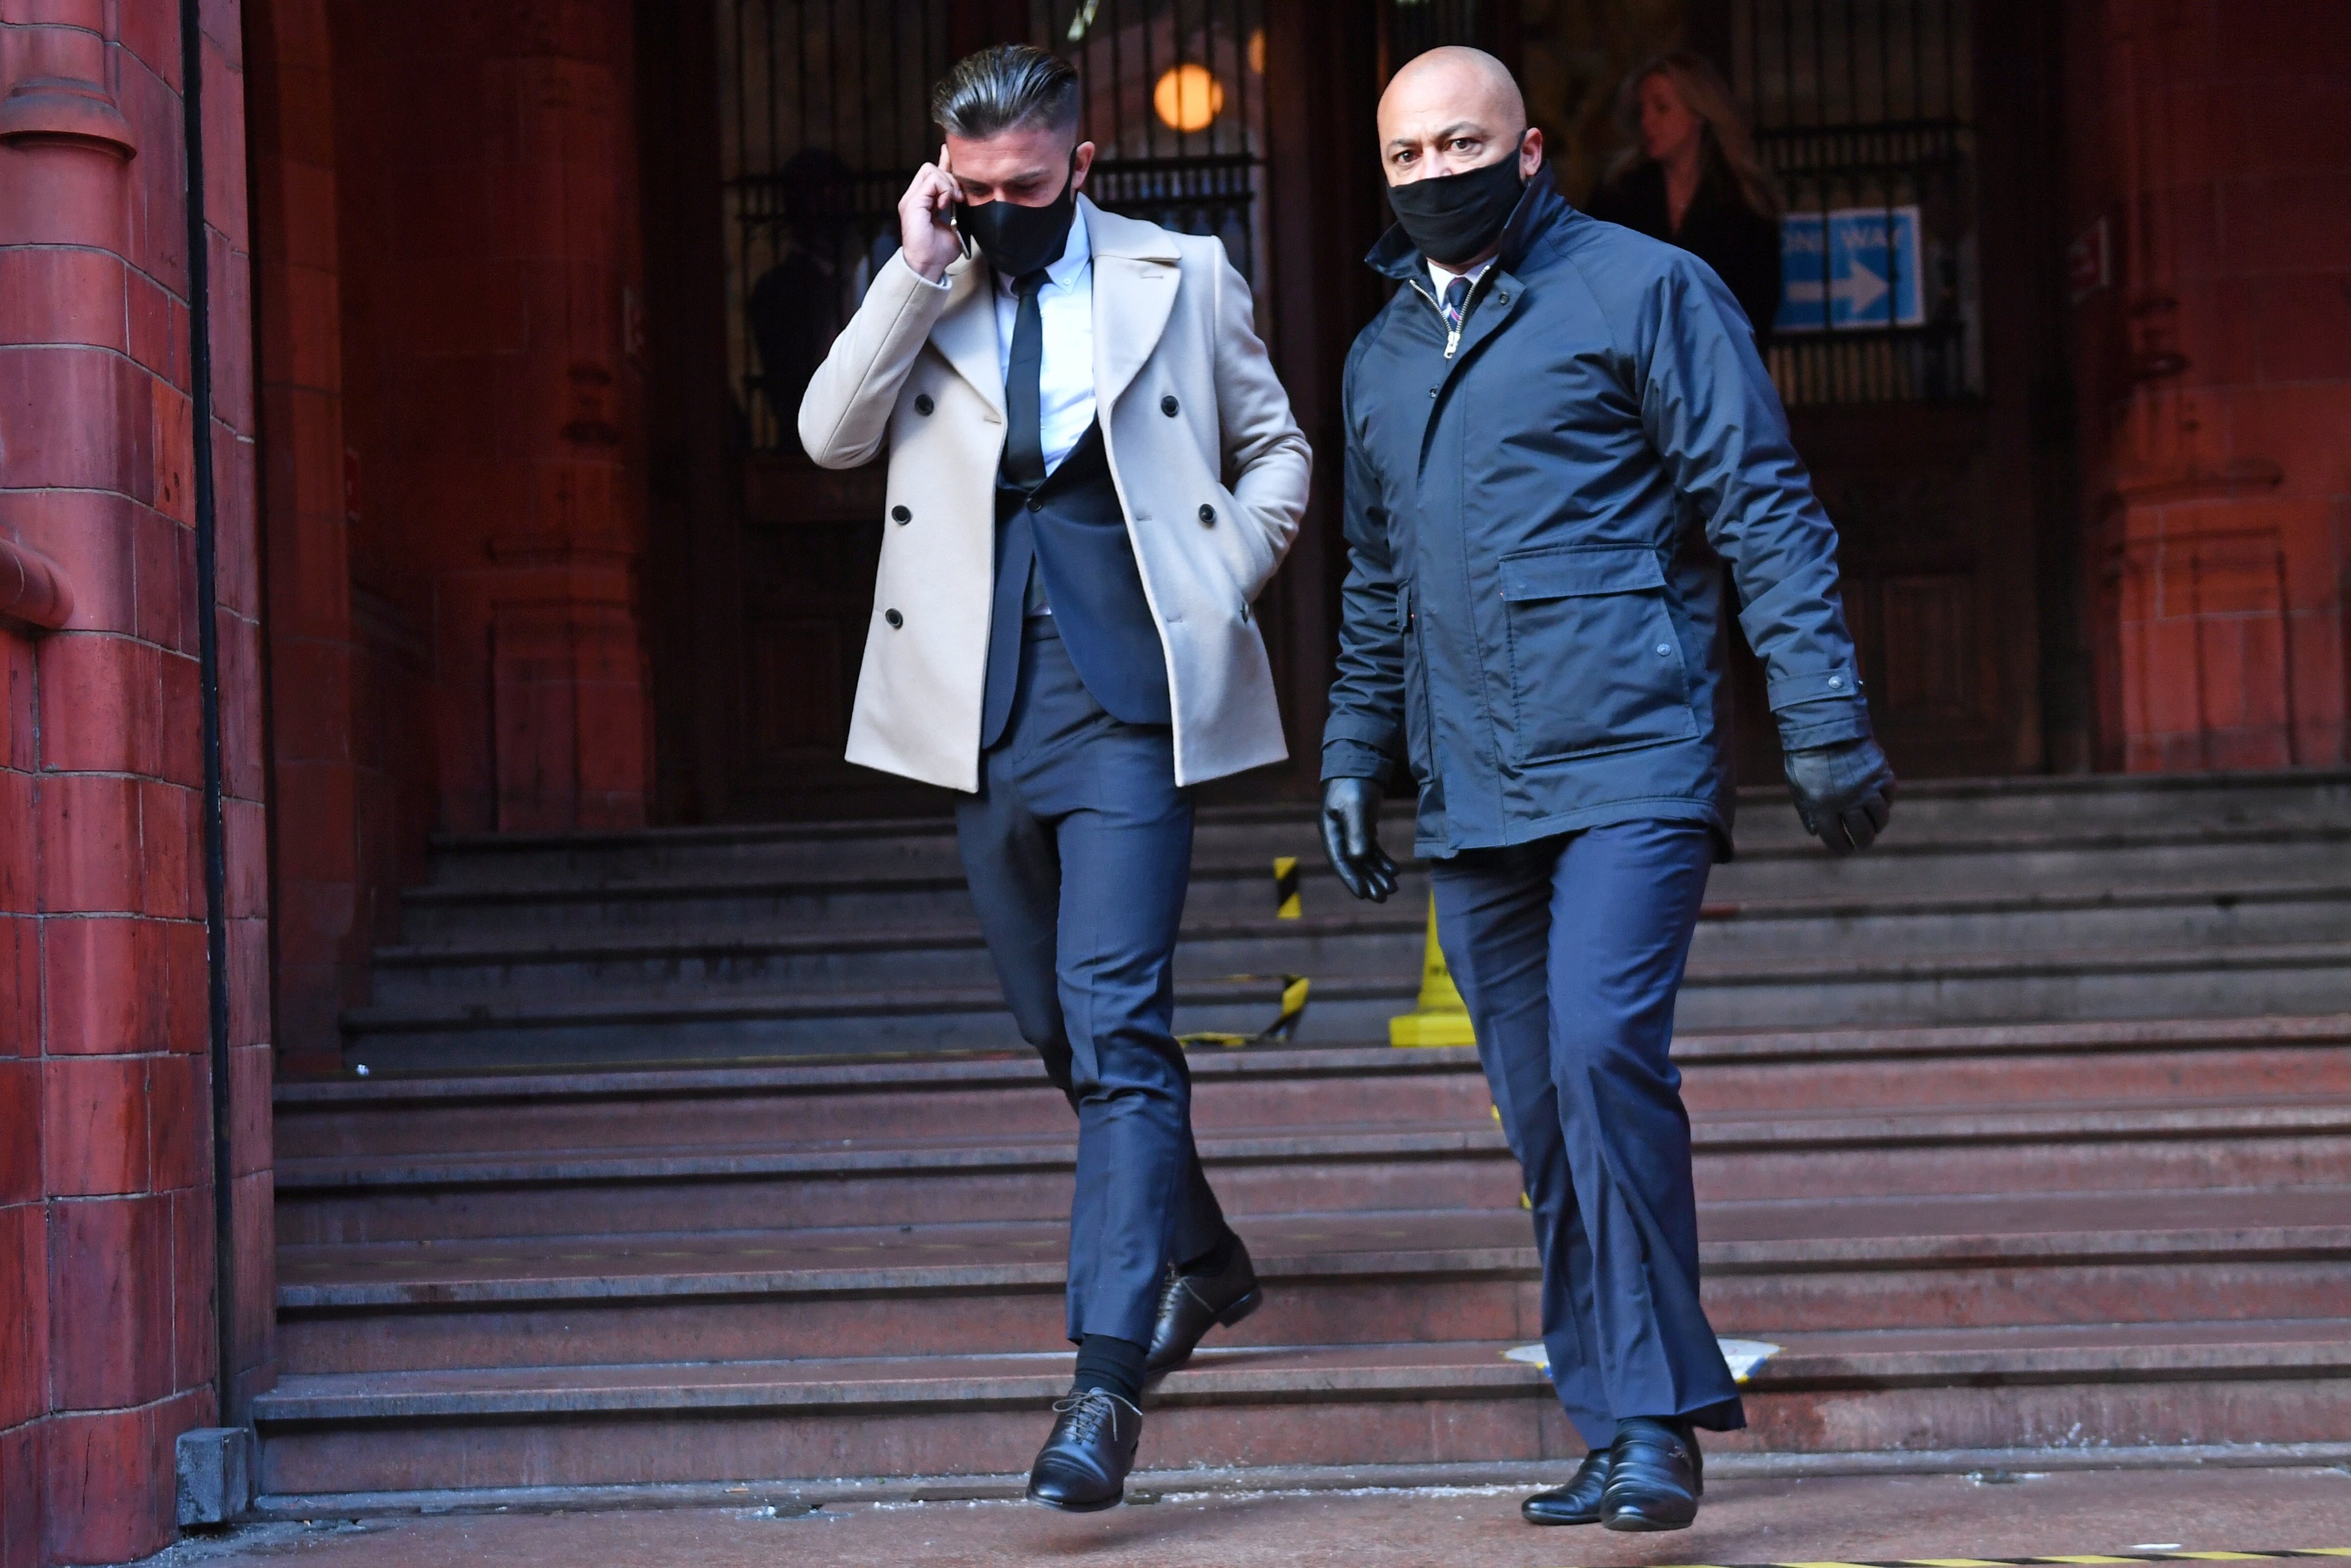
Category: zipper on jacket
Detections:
[{"x1": 1411, "y1": 271, "x2": 1494, "y2": 361}]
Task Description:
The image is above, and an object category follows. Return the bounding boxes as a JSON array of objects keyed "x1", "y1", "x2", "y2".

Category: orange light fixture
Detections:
[{"x1": 1153, "y1": 63, "x2": 1225, "y2": 132}]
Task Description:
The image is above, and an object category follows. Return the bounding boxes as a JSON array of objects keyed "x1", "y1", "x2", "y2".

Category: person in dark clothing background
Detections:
[{"x1": 1584, "y1": 51, "x2": 1783, "y2": 347}]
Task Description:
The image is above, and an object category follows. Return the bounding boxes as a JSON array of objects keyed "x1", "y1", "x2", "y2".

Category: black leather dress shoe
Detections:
[
  {"x1": 1600, "y1": 1416, "x2": 1702, "y2": 1531},
  {"x1": 1026, "y1": 1390, "x2": 1144, "y2": 1513},
  {"x1": 1144, "y1": 1236, "x2": 1261, "y2": 1374},
  {"x1": 1520, "y1": 1449, "x2": 1611, "y2": 1525}
]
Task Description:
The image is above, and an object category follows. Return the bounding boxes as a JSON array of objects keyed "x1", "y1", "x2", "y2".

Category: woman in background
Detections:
[{"x1": 1586, "y1": 52, "x2": 1783, "y2": 348}]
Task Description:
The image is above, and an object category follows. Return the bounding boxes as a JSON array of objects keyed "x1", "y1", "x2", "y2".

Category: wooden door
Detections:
[{"x1": 1714, "y1": 0, "x2": 2074, "y2": 787}]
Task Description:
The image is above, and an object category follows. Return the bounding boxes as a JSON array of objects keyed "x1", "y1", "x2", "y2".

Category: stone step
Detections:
[
  {"x1": 247, "y1": 1318, "x2": 2351, "y2": 1496},
  {"x1": 408, "y1": 771, "x2": 2351, "y2": 890},
  {"x1": 277, "y1": 1021, "x2": 2351, "y2": 1160},
  {"x1": 362, "y1": 881, "x2": 2351, "y2": 1013},
  {"x1": 389, "y1": 822, "x2": 2351, "y2": 943},
  {"x1": 272, "y1": 1192, "x2": 2351, "y2": 1375},
  {"x1": 272, "y1": 1094, "x2": 2351, "y2": 1245},
  {"x1": 337, "y1": 938, "x2": 2351, "y2": 1069}
]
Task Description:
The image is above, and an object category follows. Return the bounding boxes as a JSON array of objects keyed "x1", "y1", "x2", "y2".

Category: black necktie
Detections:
[
  {"x1": 1002, "y1": 268, "x2": 1051, "y2": 491},
  {"x1": 982, "y1": 268, "x2": 1052, "y2": 749}
]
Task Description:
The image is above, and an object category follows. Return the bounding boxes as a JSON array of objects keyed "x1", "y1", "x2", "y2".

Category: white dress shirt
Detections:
[
  {"x1": 992, "y1": 208, "x2": 1096, "y2": 476},
  {"x1": 891, "y1": 213, "x2": 1097, "y2": 478},
  {"x1": 1426, "y1": 254, "x2": 1497, "y2": 301}
]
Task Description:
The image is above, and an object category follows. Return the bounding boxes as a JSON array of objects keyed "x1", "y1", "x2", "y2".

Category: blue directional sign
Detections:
[{"x1": 1775, "y1": 206, "x2": 1925, "y2": 333}]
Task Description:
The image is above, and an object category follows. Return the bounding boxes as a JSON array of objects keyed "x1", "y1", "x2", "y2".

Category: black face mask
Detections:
[
  {"x1": 955, "y1": 153, "x2": 1079, "y2": 280},
  {"x1": 1387, "y1": 142, "x2": 1531, "y2": 268}
]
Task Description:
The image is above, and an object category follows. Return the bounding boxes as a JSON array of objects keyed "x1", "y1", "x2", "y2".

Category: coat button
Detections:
[
  {"x1": 913, "y1": 394, "x2": 934, "y2": 416},
  {"x1": 1198, "y1": 503, "x2": 1217, "y2": 526},
  {"x1": 1655, "y1": 643, "x2": 1672, "y2": 656},
  {"x1": 1828, "y1": 675, "x2": 1845, "y2": 688},
  {"x1": 1161, "y1": 394, "x2": 1180, "y2": 417},
  {"x1": 1028, "y1": 496, "x2": 1043, "y2": 512},
  {"x1": 885, "y1": 609, "x2": 903, "y2": 628},
  {"x1": 890, "y1": 505, "x2": 912, "y2": 523}
]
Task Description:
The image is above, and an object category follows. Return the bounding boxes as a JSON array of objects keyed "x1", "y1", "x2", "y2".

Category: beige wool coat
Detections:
[{"x1": 797, "y1": 198, "x2": 1312, "y2": 793}]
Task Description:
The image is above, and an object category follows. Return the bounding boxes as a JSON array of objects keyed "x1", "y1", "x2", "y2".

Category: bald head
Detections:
[{"x1": 1378, "y1": 47, "x2": 1538, "y2": 186}]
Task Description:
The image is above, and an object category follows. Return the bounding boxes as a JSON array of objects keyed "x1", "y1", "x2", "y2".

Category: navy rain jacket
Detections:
[{"x1": 1322, "y1": 170, "x2": 1872, "y2": 860}]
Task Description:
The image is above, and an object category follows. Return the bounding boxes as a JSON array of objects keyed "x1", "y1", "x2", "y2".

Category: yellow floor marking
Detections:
[
  {"x1": 2039, "y1": 1559, "x2": 2151, "y2": 1564},
  {"x1": 1904, "y1": 1558, "x2": 2011, "y2": 1565},
  {"x1": 1777, "y1": 1560, "x2": 1883, "y2": 1567},
  {"x1": 2167, "y1": 1555, "x2": 2280, "y2": 1560}
]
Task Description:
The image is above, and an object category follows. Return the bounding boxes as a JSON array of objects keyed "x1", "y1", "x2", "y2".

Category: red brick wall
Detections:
[
  {"x1": 0, "y1": 1, "x2": 274, "y2": 1562},
  {"x1": 2069, "y1": 0, "x2": 2351, "y2": 770}
]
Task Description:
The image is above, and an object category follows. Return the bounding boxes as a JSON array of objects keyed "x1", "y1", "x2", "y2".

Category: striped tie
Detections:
[{"x1": 1441, "y1": 275, "x2": 1471, "y2": 336}]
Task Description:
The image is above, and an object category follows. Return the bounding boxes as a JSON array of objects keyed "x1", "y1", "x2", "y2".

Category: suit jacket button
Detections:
[
  {"x1": 1028, "y1": 496, "x2": 1043, "y2": 512},
  {"x1": 1198, "y1": 503, "x2": 1216, "y2": 526},
  {"x1": 890, "y1": 505, "x2": 912, "y2": 523},
  {"x1": 1161, "y1": 394, "x2": 1180, "y2": 417},
  {"x1": 913, "y1": 394, "x2": 935, "y2": 416},
  {"x1": 884, "y1": 609, "x2": 903, "y2": 628}
]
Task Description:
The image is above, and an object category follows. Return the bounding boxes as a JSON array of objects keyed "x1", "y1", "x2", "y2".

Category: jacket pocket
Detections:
[
  {"x1": 1400, "y1": 585, "x2": 1432, "y2": 785},
  {"x1": 1499, "y1": 545, "x2": 1698, "y2": 765}
]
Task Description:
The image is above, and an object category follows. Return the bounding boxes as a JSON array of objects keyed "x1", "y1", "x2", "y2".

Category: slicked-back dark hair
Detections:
[{"x1": 930, "y1": 44, "x2": 1081, "y2": 140}]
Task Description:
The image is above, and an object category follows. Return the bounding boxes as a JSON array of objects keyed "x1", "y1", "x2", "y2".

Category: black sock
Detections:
[
  {"x1": 1178, "y1": 1228, "x2": 1239, "y2": 1277},
  {"x1": 1070, "y1": 1333, "x2": 1149, "y2": 1405}
]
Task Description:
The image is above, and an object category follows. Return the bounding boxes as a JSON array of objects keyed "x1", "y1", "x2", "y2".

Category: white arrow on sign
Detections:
[{"x1": 1782, "y1": 257, "x2": 1890, "y2": 316}]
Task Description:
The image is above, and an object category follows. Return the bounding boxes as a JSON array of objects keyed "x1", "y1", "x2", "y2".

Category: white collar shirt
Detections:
[
  {"x1": 992, "y1": 206, "x2": 1095, "y2": 476},
  {"x1": 1425, "y1": 254, "x2": 1497, "y2": 303}
]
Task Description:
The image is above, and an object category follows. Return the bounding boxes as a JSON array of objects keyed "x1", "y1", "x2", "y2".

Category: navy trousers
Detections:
[
  {"x1": 1430, "y1": 819, "x2": 1746, "y2": 1448},
  {"x1": 955, "y1": 623, "x2": 1229, "y2": 1346}
]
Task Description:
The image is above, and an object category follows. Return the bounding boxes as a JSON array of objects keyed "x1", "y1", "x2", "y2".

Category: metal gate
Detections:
[
  {"x1": 718, "y1": 0, "x2": 1268, "y2": 455},
  {"x1": 1734, "y1": 0, "x2": 1980, "y2": 405}
]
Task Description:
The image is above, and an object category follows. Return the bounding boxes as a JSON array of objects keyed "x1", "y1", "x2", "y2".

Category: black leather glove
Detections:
[
  {"x1": 1320, "y1": 777, "x2": 1400, "y2": 902},
  {"x1": 1784, "y1": 736, "x2": 1896, "y2": 854}
]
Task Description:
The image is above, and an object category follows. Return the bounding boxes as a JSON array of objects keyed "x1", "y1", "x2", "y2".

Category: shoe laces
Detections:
[
  {"x1": 1051, "y1": 1389, "x2": 1141, "y2": 1443},
  {"x1": 1158, "y1": 1268, "x2": 1209, "y2": 1314}
]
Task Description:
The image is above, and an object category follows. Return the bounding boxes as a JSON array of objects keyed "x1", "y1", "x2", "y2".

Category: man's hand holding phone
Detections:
[{"x1": 900, "y1": 143, "x2": 965, "y2": 283}]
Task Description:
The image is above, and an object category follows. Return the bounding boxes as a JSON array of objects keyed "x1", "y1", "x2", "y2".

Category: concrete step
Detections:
[
  {"x1": 247, "y1": 1317, "x2": 2351, "y2": 1495},
  {"x1": 278, "y1": 1021, "x2": 2351, "y2": 1161},
  {"x1": 361, "y1": 881, "x2": 2351, "y2": 1014},
  {"x1": 273, "y1": 1191, "x2": 2351, "y2": 1375},
  {"x1": 272, "y1": 1094, "x2": 2351, "y2": 1245},
  {"x1": 406, "y1": 771, "x2": 2351, "y2": 891},
  {"x1": 386, "y1": 822, "x2": 2351, "y2": 946},
  {"x1": 381, "y1": 808, "x2": 2351, "y2": 945},
  {"x1": 337, "y1": 936, "x2": 2351, "y2": 1069}
]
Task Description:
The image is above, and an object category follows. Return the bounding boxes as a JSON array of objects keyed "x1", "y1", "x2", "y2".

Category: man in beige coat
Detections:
[{"x1": 798, "y1": 44, "x2": 1310, "y2": 1512}]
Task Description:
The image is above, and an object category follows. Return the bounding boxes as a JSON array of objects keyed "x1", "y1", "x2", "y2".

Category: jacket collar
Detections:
[
  {"x1": 1367, "y1": 161, "x2": 1570, "y2": 285},
  {"x1": 1083, "y1": 196, "x2": 1183, "y2": 411}
]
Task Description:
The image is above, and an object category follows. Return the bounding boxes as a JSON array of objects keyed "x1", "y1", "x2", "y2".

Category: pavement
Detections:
[{"x1": 131, "y1": 1466, "x2": 2351, "y2": 1568}]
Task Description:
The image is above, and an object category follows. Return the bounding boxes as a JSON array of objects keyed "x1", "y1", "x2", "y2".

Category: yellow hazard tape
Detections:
[
  {"x1": 1638, "y1": 1556, "x2": 2351, "y2": 1568},
  {"x1": 1177, "y1": 974, "x2": 1310, "y2": 1048},
  {"x1": 1273, "y1": 855, "x2": 1301, "y2": 918}
]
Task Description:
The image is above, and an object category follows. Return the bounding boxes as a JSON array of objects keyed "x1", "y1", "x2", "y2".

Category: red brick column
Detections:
[
  {"x1": 2069, "y1": 0, "x2": 2351, "y2": 770},
  {"x1": 0, "y1": 1, "x2": 273, "y2": 1562},
  {"x1": 332, "y1": 0, "x2": 651, "y2": 834}
]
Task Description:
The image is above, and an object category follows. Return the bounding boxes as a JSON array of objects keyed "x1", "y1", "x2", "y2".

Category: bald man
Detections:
[{"x1": 1319, "y1": 48, "x2": 1893, "y2": 1532}]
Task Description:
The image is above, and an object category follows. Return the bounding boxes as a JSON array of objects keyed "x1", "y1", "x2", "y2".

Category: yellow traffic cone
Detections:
[{"x1": 1389, "y1": 892, "x2": 1476, "y2": 1047}]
